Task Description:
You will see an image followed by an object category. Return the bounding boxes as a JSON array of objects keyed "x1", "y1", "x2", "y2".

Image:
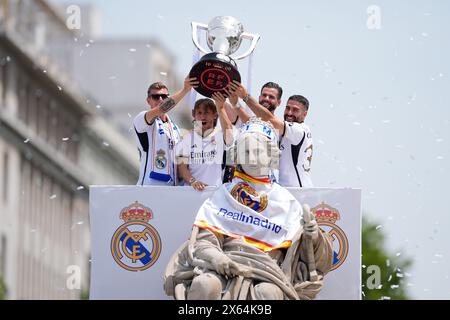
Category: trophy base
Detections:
[{"x1": 189, "y1": 52, "x2": 241, "y2": 98}]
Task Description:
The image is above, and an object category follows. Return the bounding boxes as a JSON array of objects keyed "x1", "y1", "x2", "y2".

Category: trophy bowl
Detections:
[{"x1": 189, "y1": 16, "x2": 259, "y2": 98}]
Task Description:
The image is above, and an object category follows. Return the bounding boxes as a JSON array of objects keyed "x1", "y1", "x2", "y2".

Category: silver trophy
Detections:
[{"x1": 189, "y1": 16, "x2": 260, "y2": 97}]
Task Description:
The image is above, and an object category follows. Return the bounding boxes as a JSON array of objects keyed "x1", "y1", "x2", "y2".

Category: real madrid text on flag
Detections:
[{"x1": 89, "y1": 186, "x2": 361, "y2": 299}]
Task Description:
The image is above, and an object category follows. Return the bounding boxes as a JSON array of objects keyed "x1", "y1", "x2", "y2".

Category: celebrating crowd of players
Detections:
[{"x1": 133, "y1": 74, "x2": 314, "y2": 189}]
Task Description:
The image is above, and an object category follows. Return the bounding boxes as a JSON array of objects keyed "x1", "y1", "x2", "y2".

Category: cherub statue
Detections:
[{"x1": 164, "y1": 118, "x2": 333, "y2": 300}]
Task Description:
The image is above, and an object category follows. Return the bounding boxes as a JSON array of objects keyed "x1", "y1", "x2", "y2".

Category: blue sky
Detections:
[{"x1": 51, "y1": 0, "x2": 450, "y2": 299}]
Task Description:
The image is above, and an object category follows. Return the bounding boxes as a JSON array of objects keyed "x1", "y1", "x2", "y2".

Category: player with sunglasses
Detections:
[{"x1": 133, "y1": 75, "x2": 199, "y2": 186}]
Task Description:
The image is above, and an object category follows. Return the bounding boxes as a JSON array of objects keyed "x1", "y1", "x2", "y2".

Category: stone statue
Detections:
[{"x1": 164, "y1": 118, "x2": 334, "y2": 300}]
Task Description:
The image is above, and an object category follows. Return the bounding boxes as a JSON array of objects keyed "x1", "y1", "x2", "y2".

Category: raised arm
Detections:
[
  {"x1": 224, "y1": 91, "x2": 252, "y2": 125},
  {"x1": 211, "y1": 92, "x2": 234, "y2": 146},
  {"x1": 144, "y1": 76, "x2": 199, "y2": 124},
  {"x1": 229, "y1": 81, "x2": 284, "y2": 133}
]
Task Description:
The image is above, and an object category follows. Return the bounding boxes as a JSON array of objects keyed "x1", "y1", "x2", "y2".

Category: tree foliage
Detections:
[
  {"x1": 362, "y1": 216, "x2": 412, "y2": 299},
  {"x1": 0, "y1": 275, "x2": 6, "y2": 300}
]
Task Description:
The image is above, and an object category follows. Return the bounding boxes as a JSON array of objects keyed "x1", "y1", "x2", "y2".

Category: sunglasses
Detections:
[{"x1": 149, "y1": 94, "x2": 169, "y2": 100}]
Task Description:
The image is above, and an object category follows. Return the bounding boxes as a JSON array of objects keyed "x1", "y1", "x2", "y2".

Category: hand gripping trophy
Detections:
[{"x1": 189, "y1": 16, "x2": 260, "y2": 97}]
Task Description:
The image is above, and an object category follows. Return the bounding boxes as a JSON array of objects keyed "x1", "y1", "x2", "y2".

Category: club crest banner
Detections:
[{"x1": 89, "y1": 186, "x2": 361, "y2": 300}]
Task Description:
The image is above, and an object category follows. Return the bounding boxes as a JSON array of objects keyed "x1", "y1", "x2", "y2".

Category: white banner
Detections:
[{"x1": 89, "y1": 186, "x2": 361, "y2": 300}]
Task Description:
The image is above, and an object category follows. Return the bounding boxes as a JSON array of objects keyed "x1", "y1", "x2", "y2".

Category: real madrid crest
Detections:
[
  {"x1": 110, "y1": 201, "x2": 162, "y2": 271},
  {"x1": 155, "y1": 149, "x2": 167, "y2": 169},
  {"x1": 231, "y1": 182, "x2": 268, "y2": 213},
  {"x1": 312, "y1": 202, "x2": 349, "y2": 271}
]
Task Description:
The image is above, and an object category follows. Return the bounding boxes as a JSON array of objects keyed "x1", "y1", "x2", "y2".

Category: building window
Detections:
[
  {"x1": 2, "y1": 152, "x2": 8, "y2": 204},
  {"x1": 0, "y1": 60, "x2": 7, "y2": 106},
  {"x1": 17, "y1": 76, "x2": 27, "y2": 122}
]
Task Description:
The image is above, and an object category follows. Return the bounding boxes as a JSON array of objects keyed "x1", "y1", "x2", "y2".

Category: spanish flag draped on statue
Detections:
[{"x1": 194, "y1": 171, "x2": 303, "y2": 252}]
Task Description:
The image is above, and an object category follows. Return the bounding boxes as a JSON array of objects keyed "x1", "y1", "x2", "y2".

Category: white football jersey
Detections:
[
  {"x1": 133, "y1": 111, "x2": 180, "y2": 186},
  {"x1": 177, "y1": 128, "x2": 227, "y2": 187},
  {"x1": 278, "y1": 121, "x2": 313, "y2": 187}
]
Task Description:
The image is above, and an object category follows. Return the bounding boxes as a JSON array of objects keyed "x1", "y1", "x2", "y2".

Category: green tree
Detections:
[
  {"x1": 0, "y1": 275, "x2": 6, "y2": 300},
  {"x1": 362, "y1": 216, "x2": 412, "y2": 299}
]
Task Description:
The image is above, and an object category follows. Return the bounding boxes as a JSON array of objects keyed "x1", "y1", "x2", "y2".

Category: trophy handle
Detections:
[
  {"x1": 191, "y1": 22, "x2": 210, "y2": 54},
  {"x1": 233, "y1": 32, "x2": 261, "y2": 60}
]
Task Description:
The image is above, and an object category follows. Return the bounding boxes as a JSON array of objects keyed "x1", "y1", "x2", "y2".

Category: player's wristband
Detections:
[
  {"x1": 189, "y1": 177, "x2": 196, "y2": 185},
  {"x1": 242, "y1": 94, "x2": 250, "y2": 103}
]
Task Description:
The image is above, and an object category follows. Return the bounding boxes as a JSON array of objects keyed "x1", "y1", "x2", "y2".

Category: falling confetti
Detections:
[
  {"x1": 129, "y1": 48, "x2": 137, "y2": 52},
  {"x1": 62, "y1": 137, "x2": 70, "y2": 141},
  {"x1": 76, "y1": 186, "x2": 85, "y2": 191},
  {"x1": 160, "y1": 72, "x2": 168, "y2": 76},
  {"x1": 24, "y1": 138, "x2": 30, "y2": 143},
  {"x1": 103, "y1": 141, "x2": 110, "y2": 147},
  {"x1": 49, "y1": 194, "x2": 57, "y2": 200},
  {"x1": 375, "y1": 225, "x2": 382, "y2": 230}
]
